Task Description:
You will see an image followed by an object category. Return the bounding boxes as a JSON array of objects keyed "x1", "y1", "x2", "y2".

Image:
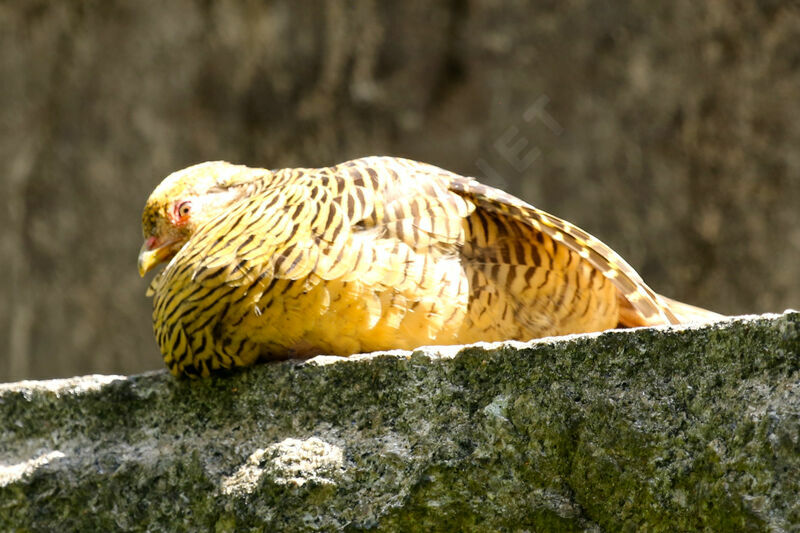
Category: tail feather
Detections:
[
  {"x1": 618, "y1": 292, "x2": 723, "y2": 328},
  {"x1": 657, "y1": 295, "x2": 724, "y2": 324}
]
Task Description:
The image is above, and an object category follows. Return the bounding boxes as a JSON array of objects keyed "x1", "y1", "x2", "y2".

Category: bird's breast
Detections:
[{"x1": 231, "y1": 258, "x2": 473, "y2": 358}]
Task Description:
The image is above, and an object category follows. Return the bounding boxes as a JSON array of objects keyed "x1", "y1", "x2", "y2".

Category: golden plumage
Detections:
[{"x1": 139, "y1": 156, "x2": 718, "y2": 377}]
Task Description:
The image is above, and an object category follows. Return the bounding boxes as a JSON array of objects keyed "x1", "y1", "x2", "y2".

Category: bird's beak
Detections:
[{"x1": 138, "y1": 237, "x2": 176, "y2": 277}]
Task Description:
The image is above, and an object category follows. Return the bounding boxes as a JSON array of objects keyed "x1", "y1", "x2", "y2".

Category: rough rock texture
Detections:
[
  {"x1": 1, "y1": 1, "x2": 799, "y2": 380},
  {"x1": 1, "y1": 312, "x2": 798, "y2": 531}
]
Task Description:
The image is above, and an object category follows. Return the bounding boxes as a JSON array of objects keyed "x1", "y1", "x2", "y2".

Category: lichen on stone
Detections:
[
  {"x1": 0, "y1": 312, "x2": 798, "y2": 531},
  {"x1": 221, "y1": 437, "x2": 344, "y2": 495}
]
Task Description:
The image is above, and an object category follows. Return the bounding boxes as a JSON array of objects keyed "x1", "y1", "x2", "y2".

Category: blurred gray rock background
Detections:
[{"x1": 1, "y1": 1, "x2": 798, "y2": 380}]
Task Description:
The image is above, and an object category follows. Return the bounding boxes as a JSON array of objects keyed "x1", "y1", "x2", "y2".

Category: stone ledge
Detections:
[{"x1": 1, "y1": 312, "x2": 798, "y2": 531}]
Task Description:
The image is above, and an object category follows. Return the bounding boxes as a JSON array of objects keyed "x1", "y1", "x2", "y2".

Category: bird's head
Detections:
[{"x1": 138, "y1": 161, "x2": 259, "y2": 276}]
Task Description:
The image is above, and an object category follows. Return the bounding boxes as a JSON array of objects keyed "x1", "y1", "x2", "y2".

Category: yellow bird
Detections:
[{"x1": 139, "y1": 156, "x2": 719, "y2": 377}]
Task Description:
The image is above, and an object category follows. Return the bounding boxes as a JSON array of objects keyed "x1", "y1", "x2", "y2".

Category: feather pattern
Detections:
[{"x1": 141, "y1": 156, "x2": 702, "y2": 377}]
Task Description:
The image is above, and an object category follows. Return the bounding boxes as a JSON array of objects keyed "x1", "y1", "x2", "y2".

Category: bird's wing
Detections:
[
  {"x1": 337, "y1": 157, "x2": 474, "y2": 247},
  {"x1": 446, "y1": 174, "x2": 680, "y2": 326},
  {"x1": 309, "y1": 157, "x2": 474, "y2": 291}
]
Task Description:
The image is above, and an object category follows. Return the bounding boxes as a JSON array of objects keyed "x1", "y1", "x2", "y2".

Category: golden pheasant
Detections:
[{"x1": 139, "y1": 156, "x2": 719, "y2": 377}]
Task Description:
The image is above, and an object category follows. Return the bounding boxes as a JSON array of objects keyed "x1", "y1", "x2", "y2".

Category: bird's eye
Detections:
[{"x1": 176, "y1": 201, "x2": 191, "y2": 218}]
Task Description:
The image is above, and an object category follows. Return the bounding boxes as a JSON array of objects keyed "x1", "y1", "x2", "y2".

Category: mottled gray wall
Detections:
[{"x1": 1, "y1": 1, "x2": 798, "y2": 380}]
